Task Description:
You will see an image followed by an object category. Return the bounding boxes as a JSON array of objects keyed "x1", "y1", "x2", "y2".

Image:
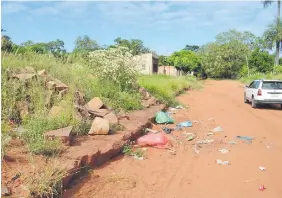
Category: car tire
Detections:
[
  {"x1": 244, "y1": 94, "x2": 248, "y2": 103},
  {"x1": 251, "y1": 99, "x2": 257, "y2": 108}
]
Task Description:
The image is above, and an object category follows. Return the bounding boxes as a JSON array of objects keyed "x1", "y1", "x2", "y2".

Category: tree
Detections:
[
  {"x1": 1, "y1": 29, "x2": 13, "y2": 52},
  {"x1": 158, "y1": 55, "x2": 168, "y2": 66},
  {"x1": 113, "y1": 37, "x2": 150, "y2": 55},
  {"x1": 183, "y1": 45, "x2": 200, "y2": 52},
  {"x1": 73, "y1": 35, "x2": 100, "y2": 54},
  {"x1": 249, "y1": 48, "x2": 274, "y2": 73},
  {"x1": 263, "y1": 0, "x2": 281, "y2": 65},
  {"x1": 167, "y1": 50, "x2": 200, "y2": 72}
]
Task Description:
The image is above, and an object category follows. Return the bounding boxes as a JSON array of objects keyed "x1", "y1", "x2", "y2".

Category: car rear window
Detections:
[{"x1": 261, "y1": 81, "x2": 282, "y2": 89}]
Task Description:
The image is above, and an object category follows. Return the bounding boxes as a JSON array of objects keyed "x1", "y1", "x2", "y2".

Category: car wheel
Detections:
[
  {"x1": 251, "y1": 98, "x2": 257, "y2": 108},
  {"x1": 244, "y1": 94, "x2": 248, "y2": 103}
]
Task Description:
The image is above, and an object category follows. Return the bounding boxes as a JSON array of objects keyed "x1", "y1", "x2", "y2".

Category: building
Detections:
[
  {"x1": 158, "y1": 66, "x2": 178, "y2": 76},
  {"x1": 133, "y1": 53, "x2": 159, "y2": 75}
]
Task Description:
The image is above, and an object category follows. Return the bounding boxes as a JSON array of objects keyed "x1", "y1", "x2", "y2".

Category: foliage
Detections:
[
  {"x1": 183, "y1": 45, "x2": 200, "y2": 52},
  {"x1": 263, "y1": 20, "x2": 282, "y2": 50},
  {"x1": 1, "y1": 133, "x2": 11, "y2": 160},
  {"x1": 73, "y1": 35, "x2": 100, "y2": 54},
  {"x1": 167, "y1": 50, "x2": 200, "y2": 71},
  {"x1": 158, "y1": 55, "x2": 168, "y2": 66},
  {"x1": 240, "y1": 72, "x2": 282, "y2": 84},
  {"x1": 111, "y1": 37, "x2": 151, "y2": 55},
  {"x1": 249, "y1": 48, "x2": 274, "y2": 73},
  {"x1": 1, "y1": 34, "x2": 13, "y2": 52}
]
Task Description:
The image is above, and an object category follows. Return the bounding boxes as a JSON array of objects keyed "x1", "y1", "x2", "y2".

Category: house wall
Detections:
[
  {"x1": 158, "y1": 66, "x2": 178, "y2": 76},
  {"x1": 133, "y1": 53, "x2": 158, "y2": 75}
]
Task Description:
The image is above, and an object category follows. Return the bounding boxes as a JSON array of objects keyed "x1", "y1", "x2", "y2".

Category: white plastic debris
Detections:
[
  {"x1": 265, "y1": 146, "x2": 270, "y2": 149},
  {"x1": 259, "y1": 166, "x2": 266, "y2": 171},
  {"x1": 193, "y1": 144, "x2": 200, "y2": 154},
  {"x1": 207, "y1": 132, "x2": 214, "y2": 136},
  {"x1": 145, "y1": 128, "x2": 159, "y2": 134},
  {"x1": 133, "y1": 155, "x2": 144, "y2": 160},
  {"x1": 196, "y1": 139, "x2": 214, "y2": 144},
  {"x1": 228, "y1": 141, "x2": 237, "y2": 144},
  {"x1": 218, "y1": 148, "x2": 229, "y2": 154},
  {"x1": 216, "y1": 159, "x2": 230, "y2": 165},
  {"x1": 211, "y1": 126, "x2": 224, "y2": 132}
]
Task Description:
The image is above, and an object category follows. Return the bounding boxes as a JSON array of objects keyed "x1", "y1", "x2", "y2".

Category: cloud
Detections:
[{"x1": 1, "y1": 2, "x2": 28, "y2": 14}]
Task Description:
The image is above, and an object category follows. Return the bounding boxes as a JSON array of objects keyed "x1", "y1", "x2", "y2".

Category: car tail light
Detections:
[{"x1": 258, "y1": 89, "x2": 262, "y2": 96}]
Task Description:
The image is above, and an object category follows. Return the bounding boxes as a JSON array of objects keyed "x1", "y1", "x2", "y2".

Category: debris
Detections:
[
  {"x1": 133, "y1": 155, "x2": 144, "y2": 160},
  {"x1": 53, "y1": 78, "x2": 68, "y2": 91},
  {"x1": 88, "y1": 117, "x2": 110, "y2": 135},
  {"x1": 197, "y1": 139, "x2": 214, "y2": 144},
  {"x1": 137, "y1": 133, "x2": 168, "y2": 148},
  {"x1": 259, "y1": 185, "x2": 266, "y2": 191},
  {"x1": 58, "y1": 89, "x2": 67, "y2": 99},
  {"x1": 169, "y1": 148, "x2": 176, "y2": 155},
  {"x1": 145, "y1": 128, "x2": 159, "y2": 134},
  {"x1": 162, "y1": 127, "x2": 174, "y2": 134},
  {"x1": 13, "y1": 126, "x2": 26, "y2": 135},
  {"x1": 139, "y1": 87, "x2": 150, "y2": 100},
  {"x1": 176, "y1": 121, "x2": 193, "y2": 129},
  {"x1": 155, "y1": 111, "x2": 174, "y2": 124},
  {"x1": 208, "y1": 117, "x2": 214, "y2": 121},
  {"x1": 218, "y1": 148, "x2": 229, "y2": 154},
  {"x1": 38, "y1": 69, "x2": 48, "y2": 76},
  {"x1": 141, "y1": 97, "x2": 157, "y2": 108},
  {"x1": 46, "y1": 81, "x2": 56, "y2": 90},
  {"x1": 86, "y1": 97, "x2": 104, "y2": 111},
  {"x1": 183, "y1": 132, "x2": 195, "y2": 141},
  {"x1": 228, "y1": 140, "x2": 237, "y2": 144},
  {"x1": 259, "y1": 166, "x2": 266, "y2": 171},
  {"x1": 1, "y1": 186, "x2": 11, "y2": 196},
  {"x1": 142, "y1": 148, "x2": 148, "y2": 151},
  {"x1": 88, "y1": 109, "x2": 110, "y2": 117},
  {"x1": 12, "y1": 73, "x2": 36, "y2": 81},
  {"x1": 175, "y1": 105, "x2": 185, "y2": 109},
  {"x1": 44, "y1": 126, "x2": 73, "y2": 146},
  {"x1": 236, "y1": 136, "x2": 254, "y2": 144},
  {"x1": 216, "y1": 159, "x2": 230, "y2": 165},
  {"x1": 104, "y1": 112, "x2": 118, "y2": 124},
  {"x1": 168, "y1": 107, "x2": 177, "y2": 111},
  {"x1": 210, "y1": 126, "x2": 224, "y2": 132},
  {"x1": 207, "y1": 132, "x2": 214, "y2": 136},
  {"x1": 193, "y1": 144, "x2": 200, "y2": 154},
  {"x1": 265, "y1": 145, "x2": 270, "y2": 149}
]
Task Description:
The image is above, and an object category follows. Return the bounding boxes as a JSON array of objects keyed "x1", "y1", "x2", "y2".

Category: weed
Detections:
[
  {"x1": 1, "y1": 134, "x2": 11, "y2": 160},
  {"x1": 122, "y1": 142, "x2": 144, "y2": 158}
]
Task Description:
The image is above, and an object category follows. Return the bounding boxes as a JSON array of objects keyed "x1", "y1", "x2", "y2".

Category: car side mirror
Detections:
[{"x1": 245, "y1": 85, "x2": 249, "y2": 88}]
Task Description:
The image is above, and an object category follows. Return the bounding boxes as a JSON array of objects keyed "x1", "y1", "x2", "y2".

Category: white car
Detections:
[{"x1": 244, "y1": 79, "x2": 282, "y2": 108}]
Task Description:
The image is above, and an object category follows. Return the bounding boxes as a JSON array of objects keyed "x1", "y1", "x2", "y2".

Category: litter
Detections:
[
  {"x1": 133, "y1": 155, "x2": 144, "y2": 160},
  {"x1": 155, "y1": 111, "x2": 174, "y2": 124},
  {"x1": 193, "y1": 144, "x2": 200, "y2": 154},
  {"x1": 145, "y1": 128, "x2": 159, "y2": 134},
  {"x1": 218, "y1": 148, "x2": 229, "y2": 154},
  {"x1": 236, "y1": 136, "x2": 254, "y2": 144},
  {"x1": 176, "y1": 121, "x2": 193, "y2": 129},
  {"x1": 137, "y1": 132, "x2": 169, "y2": 148},
  {"x1": 162, "y1": 127, "x2": 174, "y2": 134},
  {"x1": 265, "y1": 145, "x2": 270, "y2": 149},
  {"x1": 210, "y1": 126, "x2": 224, "y2": 132},
  {"x1": 259, "y1": 185, "x2": 266, "y2": 191},
  {"x1": 175, "y1": 105, "x2": 185, "y2": 109},
  {"x1": 197, "y1": 139, "x2": 214, "y2": 144},
  {"x1": 168, "y1": 107, "x2": 177, "y2": 111},
  {"x1": 186, "y1": 135, "x2": 195, "y2": 141},
  {"x1": 216, "y1": 159, "x2": 230, "y2": 165},
  {"x1": 228, "y1": 141, "x2": 237, "y2": 144},
  {"x1": 207, "y1": 132, "x2": 214, "y2": 136},
  {"x1": 259, "y1": 166, "x2": 266, "y2": 171}
]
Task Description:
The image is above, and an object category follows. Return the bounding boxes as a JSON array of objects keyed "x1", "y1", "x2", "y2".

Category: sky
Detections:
[{"x1": 1, "y1": 1, "x2": 277, "y2": 55}]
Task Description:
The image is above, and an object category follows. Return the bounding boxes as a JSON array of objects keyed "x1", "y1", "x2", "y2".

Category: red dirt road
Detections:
[{"x1": 65, "y1": 80, "x2": 282, "y2": 198}]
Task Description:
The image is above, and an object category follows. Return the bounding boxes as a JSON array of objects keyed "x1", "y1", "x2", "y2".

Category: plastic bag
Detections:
[
  {"x1": 137, "y1": 133, "x2": 169, "y2": 148},
  {"x1": 176, "y1": 121, "x2": 193, "y2": 128},
  {"x1": 155, "y1": 111, "x2": 174, "y2": 124}
]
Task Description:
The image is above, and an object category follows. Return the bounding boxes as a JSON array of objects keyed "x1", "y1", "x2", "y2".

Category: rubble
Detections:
[
  {"x1": 12, "y1": 73, "x2": 36, "y2": 82},
  {"x1": 86, "y1": 97, "x2": 104, "y2": 111},
  {"x1": 104, "y1": 112, "x2": 118, "y2": 124},
  {"x1": 88, "y1": 117, "x2": 110, "y2": 135},
  {"x1": 44, "y1": 126, "x2": 73, "y2": 146}
]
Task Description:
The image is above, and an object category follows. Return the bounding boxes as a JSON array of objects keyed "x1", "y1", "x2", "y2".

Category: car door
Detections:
[{"x1": 246, "y1": 81, "x2": 255, "y2": 100}]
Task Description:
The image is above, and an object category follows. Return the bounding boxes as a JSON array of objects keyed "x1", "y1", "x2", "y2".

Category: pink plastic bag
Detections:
[{"x1": 137, "y1": 133, "x2": 169, "y2": 148}]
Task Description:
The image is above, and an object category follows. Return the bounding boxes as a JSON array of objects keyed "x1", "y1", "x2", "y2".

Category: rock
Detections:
[
  {"x1": 16, "y1": 101, "x2": 29, "y2": 119},
  {"x1": 104, "y1": 112, "x2": 118, "y2": 124},
  {"x1": 44, "y1": 126, "x2": 73, "y2": 146},
  {"x1": 88, "y1": 117, "x2": 109, "y2": 135},
  {"x1": 12, "y1": 73, "x2": 36, "y2": 81},
  {"x1": 38, "y1": 69, "x2": 48, "y2": 76},
  {"x1": 45, "y1": 90, "x2": 55, "y2": 108},
  {"x1": 46, "y1": 81, "x2": 56, "y2": 90},
  {"x1": 88, "y1": 109, "x2": 110, "y2": 117},
  {"x1": 1, "y1": 186, "x2": 11, "y2": 196},
  {"x1": 74, "y1": 90, "x2": 85, "y2": 106},
  {"x1": 59, "y1": 89, "x2": 68, "y2": 99},
  {"x1": 53, "y1": 79, "x2": 68, "y2": 91},
  {"x1": 141, "y1": 97, "x2": 156, "y2": 108},
  {"x1": 139, "y1": 87, "x2": 150, "y2": 100},
  {"x1": 85, "y1": 97, "x2": 104, "y2": 111}
]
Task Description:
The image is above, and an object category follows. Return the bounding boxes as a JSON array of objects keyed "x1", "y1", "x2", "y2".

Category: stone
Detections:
[
  {"x1": 46, "y1": 81, "x2": 56, "y2": 90},
  {"x1": 45, "y1": 90, "x2": 55, "y2": 108},
  {"x1": 141, "y1": 97, "x2": 157, "y2": 108},
  {"x1": 74, "y1": 90, "x2": 85, "y2": 106},
  {"x1": 24, "y1": 66, "x2": 36, "y2": 73},
  {"x1": 88, "y1": 117, "x2": 109, "y2": 135},
  {"x1": 104, "y1": 112, "x2": 118, "y2": 124},
  {"x1": 44, "y1": 126, "x2": 73, "y2": 146},
  {"x1": 53, "y1": 79, "x2": 68, "y2": 91},
  {"x1": 88, "y1": 109, "x2": 110, "y2": 117},
  {"x1": 85, "y1": 97, "x2": 104, "y2": 111},
  {"x1": 16, "y1": 101, "x2": 29, "y2": 119},
  {"x1": 139, "y1": 87, "x2": 150, "y2": 100},
  {"x1": 1, "y1": 186, "x2": 11, "y2": 196},
  {"x1": 38, "y1": 69, "x2": 48, "y2": 76},
  {"x1": 12, "y1": 73, "x2": 36, "y2": 81},
  {"x1": 58, "y1": 89, "x2": 68, "y2": 99}
]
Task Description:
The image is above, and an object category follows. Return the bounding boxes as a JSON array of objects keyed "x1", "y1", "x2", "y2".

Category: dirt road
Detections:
[{"x1": 65, "y1": 80, "x2": 282, "y2": 198}]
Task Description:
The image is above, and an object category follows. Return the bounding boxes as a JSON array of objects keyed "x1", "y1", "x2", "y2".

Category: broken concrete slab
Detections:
[
  {"x1": 44, "y1": 126, "x2": 73, "y2": 146},
  {"x1": 16, "y1": 101, "x2": 29, "y2": 119},
  {"x1": 88, "y1": 109, "x2": 110, "y2": 117},
  {"x1": 53, "y1": 79, "x2": 68, "y2": 91},
  {"x1": 38, "y1": 69, "x2": 48, "y2": 76},
  {"x1": 12, "y1": 73, "x2": 36, "y2": 81},
  {"x1": 46, "y1": 81, "x2": 57, "y2": 90},
  {"x1": 58, "y1": 89, "x2": 68, "y2": 99},
  {"x1": 104, "y1": 112, "x2": 118, "y2": 124},
  {"x1": 85, "y1": 97, "x2": 104, "y2": 111},
  {"x1": 45, "y1": 90, "x2": 55, "y2": 108},
  {"x1": 88, "y1": 117, "x2": 109, "y2": 135},
  {"x1": 74, "y1": 90, "x2": 85, "y2": 106},
  {"x1": 141, "y1": 97, "x2": 157, "y2": 108}
]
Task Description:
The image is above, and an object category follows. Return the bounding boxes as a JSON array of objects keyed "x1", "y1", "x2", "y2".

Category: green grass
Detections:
[
  {"x1": 137, "y1": 74, "x2": 202, "y2": 106},
  {"x1": 240, "y1": 72, "x2": 282, "y2": 84}
]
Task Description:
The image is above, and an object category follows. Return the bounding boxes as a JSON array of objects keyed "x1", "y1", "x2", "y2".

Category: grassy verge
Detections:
[
  {"x1": 137, "y1": 74, "x2": 202, "y2": 106},
  {"x1": 240, "y1": 72, "x2": 282, "y2": 84}
]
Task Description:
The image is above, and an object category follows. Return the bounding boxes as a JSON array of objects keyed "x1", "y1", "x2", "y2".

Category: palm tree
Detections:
[{"x1": 263, "y1": 0, "x2": 281, "y2": 65}]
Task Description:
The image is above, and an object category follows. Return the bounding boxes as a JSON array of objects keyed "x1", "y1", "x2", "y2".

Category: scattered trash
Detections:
[
  {"x1": 176, "y1": 121, "x2": 193, "y2": 129},
  {"x1": 197, "y1": 139, "x2": 214, "y2": 144},
  {"x1": 142, "y1": 148, "x2": 148, "y2": 151},
  {"x1": 207, "y1": 132, "x2": 214, "y2": 136},
  {"x1": 236, "y1": 136, "x2": 254, "y2": 144},
  {"x1": 218, "y1": 148, "x2": 229, "y2": 154},
  {"x1": 216, "y1": 159, "x2": 230, "y2": 165},
  {"x1": 175, "y1": 105, "x2": 185, "y2": 109},
  {"x1": 259, "y1": 185, "x2": 266, "y2": 191},
  {"x1": 133, "y1": 155, "x2": 144, "y2": 160},
  {"x1": 137, "y1": 132, "x2": 169, "y2": 148},
  {"x1": 155, "y1": 111, "x2": 174, "y2": 124},
  {"x1": 145, "y1": 128, "x2": 159, "y2": 134},
  {"x1": 1, "y1": 186, "x2": 11, "y2": 196},
  {"x1": 228, "y1": 141, "x2": 237, "y2": 144},
  {"x1": 186, "y1": 135, "x2": 195, "y2": 141},
  {"x1": 167, "y1": 112, "x2": 176, "y2": 115},
  {"x1": 193, "y1": 144, "x2": 200, "y2": 154},
  {"x1": 265, "y1": 145, "x2": 270, "y2": 149},
  {"x1": 259, "y1": 166, "x2": 266, "y2": 171},
  {"x1": 162, "y1": 127, "x2": 175, "y2": 134},
  {"x1": 210, "y1": 126, "x2": 224, "y2": 132},
  {"x1": 168, "y1": 107, "x2": 177, "y2": 111},
  {"x1": 168, "y1": 148, "x2": 176, "y2": 155}
]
